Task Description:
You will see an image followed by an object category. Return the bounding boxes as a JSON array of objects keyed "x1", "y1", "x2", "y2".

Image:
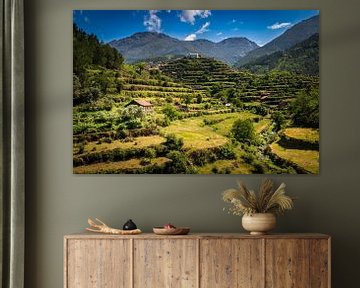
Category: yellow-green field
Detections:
[
  {"x1": 161, "y1": 118, "x2": 228, "y2": 149},
  {"x1": 270, "y1": 142, "x2": 319, "y2": 173},
  {"x1": 255, "y1": 119, "x2": 272, "y2": 133},
  {"x1": 74, "y1": 157, "x2": 170, "y2": 174},
  {"x1": 161, "y1": 112, "x2": 261, "y2": 150},
  {"x1": 283, "y1": 128, "x2": 319, "y2": 143},
  {"x1": 198, "y1": 159, "x2": 253, "y2": 174},
  {"x1": 79, "y1": 135, "x2": 165, "y2": 154}
]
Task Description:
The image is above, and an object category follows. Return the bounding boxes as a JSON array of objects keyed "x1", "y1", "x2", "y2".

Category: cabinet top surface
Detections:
[{"x1": 64, "y1": 232, "x2": 330, "y2": 240}]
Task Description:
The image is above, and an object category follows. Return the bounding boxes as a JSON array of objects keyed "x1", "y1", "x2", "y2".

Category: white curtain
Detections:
[{"x1": 1, "y1": 0, "x2": 25, "y2": 287}]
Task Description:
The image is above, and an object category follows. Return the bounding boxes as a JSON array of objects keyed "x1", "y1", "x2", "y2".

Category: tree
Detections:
[
  {"x1": 164, "y1": 134, "x2": 184, "y2": 151},
  {"x1": 231, "y1": 119, "x2": 255, "y2": 143},
  {"x1": 183, "y1": 94, "x2": 193, "y2": 108},
  {"x1": 165, "y1": 151, "x2": 196, "y2": 174},
  {"x1": 121, "y1": 105, "x2": 145, "y2": 129},
  {"x1": 210, "y1": 83, "x2": 222, "y2": 96},
  {"x1": 272, "y1": 111, "x2": 285, "y2": 131},
  {"x1": 290, "y1": 88, "x2": 319, "y2": 128},
  {"x1": 73, "y1": 24, "x2": 123, "y2": 78},
  {"x1": 196, "y1": 94, "x2": 203, "y2": 104},
  {"x1": 73, "y1": 73, "x2": 103, "y2": 105},
  {"x1": 162, "y1": 104, "x2": 179, "y2": 121}
]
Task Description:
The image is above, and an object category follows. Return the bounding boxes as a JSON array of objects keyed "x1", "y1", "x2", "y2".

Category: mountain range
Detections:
[
  {"x1": 235, "y1": 15, "x2": 319, "y2": 67},
  {"x1": 109, "y1": 14, "x2": 319, "y2": 67},
  {"x1": 109, "y1": 32, "x2": 259, "y2": 65},
  {"x1": 241, "y1": 33, "x2": 319, "y2": 76}
]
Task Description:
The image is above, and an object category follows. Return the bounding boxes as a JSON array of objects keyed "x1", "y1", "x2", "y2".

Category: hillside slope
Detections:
[
  {"x1": 235, "y1": 15, "x2": 319, "y2": 67},
  {"x1": 240, "y1": 33, "x2": 319, "y2": 75}
]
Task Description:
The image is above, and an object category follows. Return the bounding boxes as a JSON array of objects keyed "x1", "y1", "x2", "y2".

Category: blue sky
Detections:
[{"x1": 73, "y1": 10, "x2": 319, "y2": 46}]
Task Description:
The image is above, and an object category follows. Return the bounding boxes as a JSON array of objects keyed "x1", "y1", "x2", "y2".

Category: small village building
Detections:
[
  {"x1": 225, "y1": 103, "x2": 232, "y2": 107},
  {"x1": 125, "y1": 99, "x2": 153, "y2": 113},
  {"x1": 187, "y1": 52, "x2": 200, "y2": 59}
]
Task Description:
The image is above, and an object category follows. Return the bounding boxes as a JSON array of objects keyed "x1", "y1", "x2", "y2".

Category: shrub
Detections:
[
  {"x1": 144, "y1": 148, "x2": 156, "y2": 159},
  {"x1": 231, "y1": 119, "x2": 255, "y2": 143},
  {"x1": 189, "y1": 150, "x2": 217, "y2": 166},
  {"x1": 165, "y1": 151, "x2": 196, "y2": 174},
  {"x1": 140, "y1": 158, "x2": 151, "y2": 166},
  {"x1": 271, "y1": 111, "x2": 285, "y2": 131},
  {"x1": 102, "y1": 137, "x2": 112, "y2": 143},
  {"x1": 242, "y1": 152, "x2": 255, "y2": 164},
  {"x1": 164, "y1": 134, "x2": 184, "y2": 151},
  {"x1": 218, "y1": 144, "x2": 236, "y2": 160},
  {"x1": 162, "y1": 104, "x2": 180, "y2": 121},
  {"x1": 211, "y1": 167, "x2": 219, "y2": 174},
  {"x1": 253, "y1": 105, "x2": 268, "y2": 116}
]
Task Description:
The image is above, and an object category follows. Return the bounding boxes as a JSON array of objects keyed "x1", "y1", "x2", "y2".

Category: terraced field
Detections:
[
  {"x1": 74, "y1": 56, "x2": 319, "y2": 174},
  {"x1": 74, "y1": 157, "x2": 170, "y2": 174},
  {"x1": 268, "y1": 128, "x2": 320, "y2": 173},
  {"x1": 270, "y1": 143, "x2": 319, "y2": 174}
]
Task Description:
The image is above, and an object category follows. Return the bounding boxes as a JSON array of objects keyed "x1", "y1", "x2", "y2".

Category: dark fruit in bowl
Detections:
[
  {"x1": 123, "y1": 219, "x2": 137, "y2": 230},
  {"x1": 163, "y1": 223, "x2": 176, "y2": 229}
]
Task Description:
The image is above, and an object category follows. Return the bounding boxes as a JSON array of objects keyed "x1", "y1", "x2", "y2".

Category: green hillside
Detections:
[
  {"x1": 160, "y1": 57, "x2": 318, "y2": 111},
  {"x1": 235, "y1": 15, "x2": 319, "y2": 67},
  {"x1": 240, "y1": 34, "x2": 319, "y2": 75}
]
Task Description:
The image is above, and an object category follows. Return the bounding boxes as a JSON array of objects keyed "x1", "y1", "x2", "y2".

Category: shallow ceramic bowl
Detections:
[{"x1": 153, "y1": 227, "x2": 190, "y2": 235}]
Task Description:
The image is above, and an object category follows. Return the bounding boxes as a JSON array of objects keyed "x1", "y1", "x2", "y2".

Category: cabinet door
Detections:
[
  {"x1": 134, "y1": 239, "x2": 198, "y2": 288},
  {"x1": 66, "y1": 239, "x2": 131, "y2": 288},
  {"x1": 309, "y1": 239, "x2": 330, "y2": 288},
  {"x1": 200, "y1": 239, "x2": 264, "y2": 288},
  {"x1": 265, "y1": 239, "x2": 312, "y2": 288}
]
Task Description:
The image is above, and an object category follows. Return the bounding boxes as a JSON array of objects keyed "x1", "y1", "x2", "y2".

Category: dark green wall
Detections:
[{"x1": 25, "y1": 0, "x2": 360, "y2": 287}]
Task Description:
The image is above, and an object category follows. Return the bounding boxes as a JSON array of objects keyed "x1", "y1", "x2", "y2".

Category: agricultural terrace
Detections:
[{"x1": 73, "y1": 56, "x2": 319, "y2": 174}]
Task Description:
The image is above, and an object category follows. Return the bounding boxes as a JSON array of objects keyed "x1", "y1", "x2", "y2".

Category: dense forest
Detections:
[{"x1": 73, "y1": 24, "x2": 319, "y2": 174}]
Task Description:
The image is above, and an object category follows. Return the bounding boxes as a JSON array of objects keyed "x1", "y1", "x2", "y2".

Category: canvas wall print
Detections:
[{"x1": 73, "y1": 10, "x2": 319, "y2": 174}]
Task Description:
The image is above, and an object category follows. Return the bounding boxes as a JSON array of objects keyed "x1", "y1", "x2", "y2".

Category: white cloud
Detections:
[
  {"x1": 184, "y1": 34, "x2": 197, "y2": 41},
  {"x1": 216, "y1": 32, "x2": 223, "y2": 36},
  {"x1": 84, "y1": 16, "x2": 90, "y2": 23},
  {"x1": 267, "y1": 22, "x2": 292, "y2": 30},
  {"x1": 231, "y1": 19, "x2": 236, "y2": 23},
  {"x1": 179, "y1": 10, "x2": 211, "y2": 24},
  {"x1": 196, "y1": 22, "x2": 210, "y2": 34},
  {"x1": 144, "y1": 10, "x2": 162, "y2": 33},
  {"x1": 184, "y1": 22, "x2": 210, "y2": 41}
]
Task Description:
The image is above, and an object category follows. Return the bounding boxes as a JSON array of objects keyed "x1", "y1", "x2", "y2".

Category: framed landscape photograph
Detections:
[{"x1": 73, "y1": 10, "x2": 319, "y2": 174}]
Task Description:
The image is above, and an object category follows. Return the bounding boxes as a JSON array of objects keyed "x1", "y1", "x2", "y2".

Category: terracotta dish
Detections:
[{"x1": 153, "y1": 227, "x2": 190, "y2": 235}]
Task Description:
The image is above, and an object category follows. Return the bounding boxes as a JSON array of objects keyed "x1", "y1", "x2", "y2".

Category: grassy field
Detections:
[
  {"x1": 161, "y1": 118, "x2": 229, "y2": 149},
  {"x1": 283, "y1": 128, "x2": 319, "y2": 143},
  {"x1": 270, "y1": 142, "x2": 319, "y2": 173},
  {"x1": 74, "y1": 157, "x2": 170, "y2": 174},
  {"x1": 78, "y1": 135, "x2": 165, "y2": 154},
  {"x1": 198, "y1": 159, "x2": 253, "y2": 174}
]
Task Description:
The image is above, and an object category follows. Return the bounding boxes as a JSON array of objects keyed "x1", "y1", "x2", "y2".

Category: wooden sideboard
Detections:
[{"x1": 64, "y1": 233, "x2": 330, "y2": 288}]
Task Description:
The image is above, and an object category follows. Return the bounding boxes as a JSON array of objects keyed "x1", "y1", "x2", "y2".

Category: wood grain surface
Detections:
[
  {"x1": 133, "y1": 239, "x2": 198, "y2": 288},
  {"x1": 66, "y1": 239, "x2": 131, "y2": 288},
  {"x1": 64, "y1": 233, "x2": 330, "y2": 288},
  {"x1": 200, "y1": 239, "x2": 264, "y2": 288}
]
